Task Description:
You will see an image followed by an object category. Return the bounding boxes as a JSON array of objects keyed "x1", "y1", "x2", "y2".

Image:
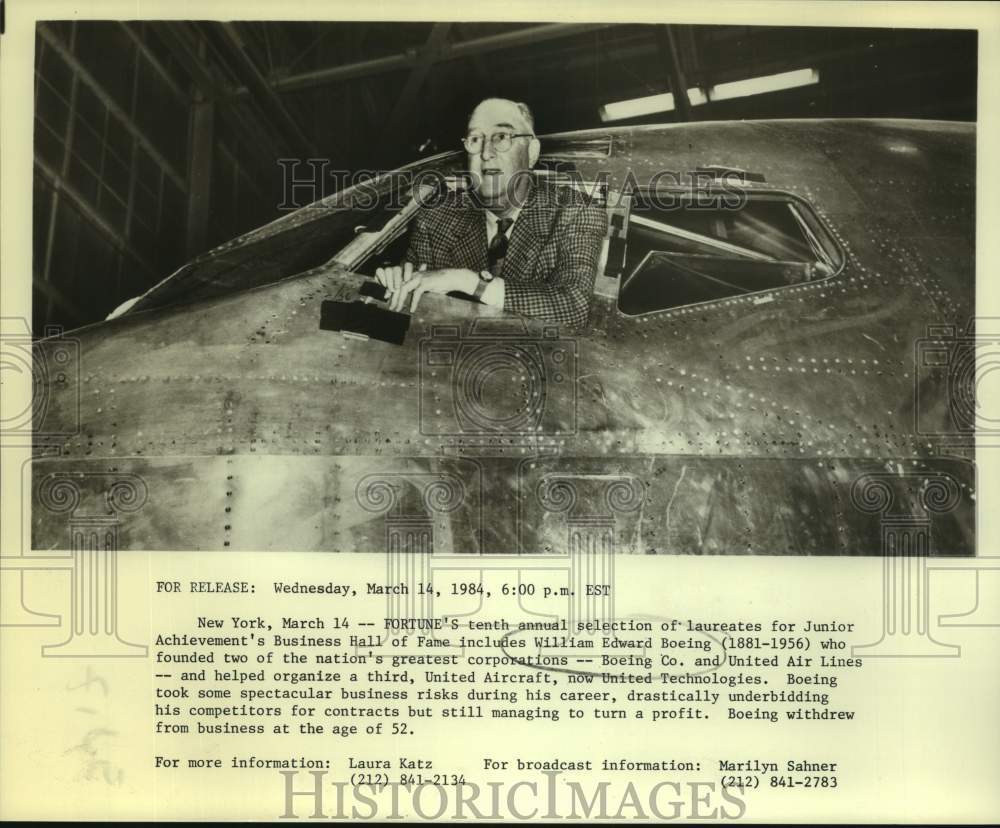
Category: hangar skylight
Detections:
[{"x1": 599, "y1": 68, "x2": 820, "y2": 121}]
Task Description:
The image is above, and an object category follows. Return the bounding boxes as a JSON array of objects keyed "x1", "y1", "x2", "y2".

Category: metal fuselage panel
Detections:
[{"x1": 31, "y1": 120, "x2": 976, "y2": 554}]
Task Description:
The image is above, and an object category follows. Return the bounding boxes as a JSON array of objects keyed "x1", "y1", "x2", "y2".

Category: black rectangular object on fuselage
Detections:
[{"x1": 319, "y1": 300, "x2": 410, "y2": 345}]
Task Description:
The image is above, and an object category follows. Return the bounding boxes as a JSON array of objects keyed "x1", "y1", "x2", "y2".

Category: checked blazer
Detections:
[{"x1": 405, "y1": 178, "x2": 608, "y2": 328}]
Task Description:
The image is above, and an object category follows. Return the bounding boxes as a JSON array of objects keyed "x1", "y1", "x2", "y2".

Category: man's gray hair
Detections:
[
  {"x1": 512, "y1": 101, "x2": 535, "y2": 134},
  {"x1": 470, "y1": 97, "x2": 536, "y2": 134}
]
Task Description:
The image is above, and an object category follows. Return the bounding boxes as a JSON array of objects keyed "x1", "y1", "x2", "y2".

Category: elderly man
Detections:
[{"x1": 375, "y1": 98, "x2": 607, "y2": 328}]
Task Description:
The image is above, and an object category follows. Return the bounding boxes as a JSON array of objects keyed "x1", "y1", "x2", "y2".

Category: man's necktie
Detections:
[{"x1": 487, "y1": 217, "x2": 514, "y2": 277}]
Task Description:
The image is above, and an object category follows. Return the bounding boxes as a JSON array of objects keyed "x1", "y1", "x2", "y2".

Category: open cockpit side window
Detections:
[
  {"x1": 616, "y1": 188, "x2": 844, "y2": 316},
  {"x1": 333, "y1": 182, "x2": 433, "y2": 277}
]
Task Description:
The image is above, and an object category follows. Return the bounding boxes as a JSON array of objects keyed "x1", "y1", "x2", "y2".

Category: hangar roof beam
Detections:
[{"x1": 233, "y1": 23, "x2": 612, "y2": 95}]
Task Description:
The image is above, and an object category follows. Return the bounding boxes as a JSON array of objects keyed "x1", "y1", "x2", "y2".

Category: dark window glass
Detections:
[{"x1": 617, "y1": 190, "x2": 842, "y2": 316}]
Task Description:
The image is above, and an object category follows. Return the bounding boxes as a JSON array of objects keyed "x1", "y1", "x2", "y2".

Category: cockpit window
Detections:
[{"x1": 617, "y1": 189, "x2": 843, "y2": 316}]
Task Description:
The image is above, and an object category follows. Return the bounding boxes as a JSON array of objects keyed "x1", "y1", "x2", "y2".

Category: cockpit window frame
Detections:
[{"x1": 614, "y1": 186, "x2": 846, "y2": 319}]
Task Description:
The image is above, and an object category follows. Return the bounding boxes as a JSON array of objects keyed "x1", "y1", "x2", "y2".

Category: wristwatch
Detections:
[{"x1": 472, "y1": 269, "x2": 494, "y2": 302}]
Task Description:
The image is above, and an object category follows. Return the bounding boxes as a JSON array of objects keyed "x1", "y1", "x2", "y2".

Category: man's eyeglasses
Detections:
[{"x1": 462, "y1": 131, "x2": 534, "y2": 154}]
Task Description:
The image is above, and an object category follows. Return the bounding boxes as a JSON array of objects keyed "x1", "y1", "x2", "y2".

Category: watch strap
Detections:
[{"x1": 472, "y1": 270, "x2": 493, "y2": 302}]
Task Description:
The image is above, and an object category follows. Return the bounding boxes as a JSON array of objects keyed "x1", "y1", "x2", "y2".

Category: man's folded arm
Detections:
[{"x1": 502, "y1": 202, "x2": 607, "y2": 328}]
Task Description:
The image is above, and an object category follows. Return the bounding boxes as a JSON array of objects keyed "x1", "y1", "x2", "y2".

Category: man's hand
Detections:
[
  {"x1": 374, "y1": 261, "x2": 427, "y2": 302},
  {"x1": 377, "y1": 266, "x2": 480, "y2": 313}
]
